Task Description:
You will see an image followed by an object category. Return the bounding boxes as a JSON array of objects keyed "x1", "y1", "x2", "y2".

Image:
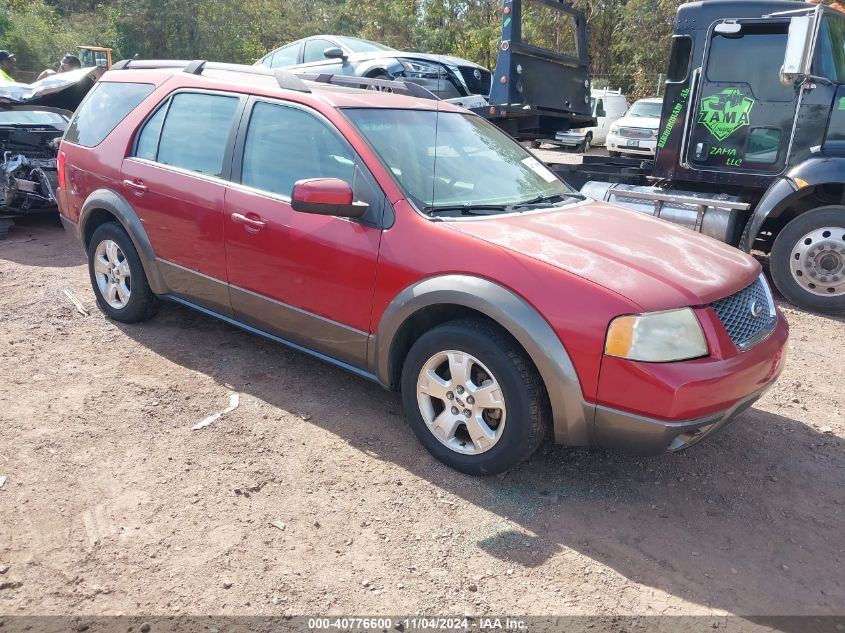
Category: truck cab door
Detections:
[{"x1": 686, "y1": 20, "x2": 798, "y2": 175}]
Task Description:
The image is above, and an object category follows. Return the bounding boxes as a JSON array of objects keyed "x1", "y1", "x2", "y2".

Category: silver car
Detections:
[{"x1": 255, "y1": 35, "x2": 491, "y2": 100}]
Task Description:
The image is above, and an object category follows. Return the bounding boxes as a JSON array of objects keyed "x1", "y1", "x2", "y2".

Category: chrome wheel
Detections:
[
  {"x1": 416, "y1": 350, "x2": 506, "y2": 455},
  {"x1": 790, "y1": 227, "x2": 845, "y2": 297},
  {"x1": 93, "y1": 239, "x2": 131, "y2": 309}
]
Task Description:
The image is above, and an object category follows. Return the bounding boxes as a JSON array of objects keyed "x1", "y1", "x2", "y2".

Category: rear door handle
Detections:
[
  {"x1": 231, "y1": 212, "x2": 266, "y2": 232},
  {"x1": 123, "y1": 179, "x2": 148, "y2": 194}
]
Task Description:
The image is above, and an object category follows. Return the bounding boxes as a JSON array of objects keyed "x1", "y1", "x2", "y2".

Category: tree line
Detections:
[{"x1": 3, "y1": 0, "x2": 687, "y2": 97}]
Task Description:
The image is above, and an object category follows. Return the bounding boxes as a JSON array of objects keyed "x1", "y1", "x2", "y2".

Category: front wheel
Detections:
[
  {"x1": 581, "y1": 133, "x2": 592, "y2": 154},
  {"x1": 400, "y1": 319, "x2": 549, "y2": 475},
  {"x1": 770, "y1": 205, "x2": 845, "y2": 313}
]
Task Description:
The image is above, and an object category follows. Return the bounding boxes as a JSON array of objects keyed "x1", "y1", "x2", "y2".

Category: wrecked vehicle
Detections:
[{"x1": 0, "y1": 66, "x2": 103, "y2": 238}]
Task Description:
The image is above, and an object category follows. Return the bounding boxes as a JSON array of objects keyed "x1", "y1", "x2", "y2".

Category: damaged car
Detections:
[{"x1": 0, "y1": 66, "x2": 103, "y2": 238}]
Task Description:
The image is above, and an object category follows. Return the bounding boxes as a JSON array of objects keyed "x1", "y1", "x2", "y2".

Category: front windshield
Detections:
[
  {"x1": 628, "y1": 101, "x2": 662, "y2": 118},
  {"x1": 814, "y1": 13, "x2": 845, "y2": 82},
  {"x1": 335, "y1": 36, "x2": 394, "y2": 53},
  {"x1": 344, "y1": 109, "x2": 573, "y2": 213},
  {"x1": 0, "y1": 109, "x2": 67, "y2": 128}
]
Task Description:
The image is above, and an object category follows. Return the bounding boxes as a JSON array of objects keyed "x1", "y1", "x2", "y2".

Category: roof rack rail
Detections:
[
  {"x1": 109, "y1": 59, "x2": 311, "y2": 93},
  {"x1": 295, "y1": 73, "x2": 440, "y2": 101}
]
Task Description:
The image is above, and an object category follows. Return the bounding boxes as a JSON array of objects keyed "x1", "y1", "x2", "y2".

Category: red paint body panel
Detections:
[
  {"x1": 292, "y1": 178, "x2": 354, "y2": 206},
  {"x1": 120, "y1": 159, "x2": 228, "y2": 281},
  {"x1": 446, "y1": 202, "x2": 761, "y2": 311},
  {"x1": 224, "y1": 185, "x2": 380, "y2": 332}
]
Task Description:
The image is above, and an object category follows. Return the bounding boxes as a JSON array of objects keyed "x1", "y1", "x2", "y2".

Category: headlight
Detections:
[
  {"x1": 605, "y1": 308, "x2": 708, "y2": 362},
  {"x1": 399, "y1": 58, "x2": 447, "y2": 78},
  {"x1": 609, "y1": 124, "x2": 620, "y2": 135}
]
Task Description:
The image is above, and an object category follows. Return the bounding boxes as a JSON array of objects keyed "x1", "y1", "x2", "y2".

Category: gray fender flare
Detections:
[
  {"x1": 372, "y1": 275, "x2": 591, "y2": 446},
  {"x1": 742, "y1": 156, "x2": 845, "y2": 252},
  {"x1": 356, "y1": 58, "x2": 405, "y2": 78},
  {"x1": 79, "y1": 189, "x2": 168, "y2": 294}
]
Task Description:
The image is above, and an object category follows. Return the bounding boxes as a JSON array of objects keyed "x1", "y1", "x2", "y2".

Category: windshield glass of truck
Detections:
[
  {"x1": 815, "y1": 14, "x2": 845, "y2": 82},
  {"x1": 344, "y1": 108, "x2": 573, "y2": 214}
]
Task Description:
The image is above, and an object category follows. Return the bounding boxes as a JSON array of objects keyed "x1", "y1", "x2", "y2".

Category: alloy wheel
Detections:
[
  {"x1": 93, "y1": 239, "x2": 132, "y2": 309},
  {"x1": 416, "y1": 350, "x2": 507, "y2": 455}
]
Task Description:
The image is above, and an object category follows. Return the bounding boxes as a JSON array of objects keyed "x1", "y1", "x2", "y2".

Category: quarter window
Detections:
[
  {"x1": 65, "y1": 82, "x2": 154, "y2": 147},
  {"x1": 240, "y1": 102, "x2": 355, "y2": 198},
  {"x1": 142, "y1": 92, "x2": 239, "y2": 177},
  {"x1": 745, "y1": 127, "x2": 781, "y2": 164}
]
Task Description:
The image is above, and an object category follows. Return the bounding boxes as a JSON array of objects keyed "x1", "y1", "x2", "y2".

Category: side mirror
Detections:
[
  {"x1": 291, "y1": 178, "x2": 368, "y2": 218},
  {"x1": 781, "y1": 15, "x2": 814, "y2": 85},
  {"x1": 323, "y1": 47, "x2": 347, "y2": 61}
]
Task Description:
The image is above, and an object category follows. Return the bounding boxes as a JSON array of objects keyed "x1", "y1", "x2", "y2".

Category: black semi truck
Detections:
[{"x1": 554, "y1": 0, "x2": 845, "y2": 314}]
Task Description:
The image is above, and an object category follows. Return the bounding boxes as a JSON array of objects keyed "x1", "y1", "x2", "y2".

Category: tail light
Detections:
[{"x1": 57, "y1": 149, "x2": 67, "y2": 191}]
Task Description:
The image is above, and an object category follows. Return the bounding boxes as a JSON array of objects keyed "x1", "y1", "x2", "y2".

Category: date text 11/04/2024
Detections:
[{"x1": 307, "y1": 618, "x2": 528, "y2": 630}]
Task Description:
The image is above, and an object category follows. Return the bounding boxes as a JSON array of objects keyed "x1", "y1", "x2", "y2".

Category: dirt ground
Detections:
[{"x1": 1, "y1": 212, "x2": 843, "y2": 619}]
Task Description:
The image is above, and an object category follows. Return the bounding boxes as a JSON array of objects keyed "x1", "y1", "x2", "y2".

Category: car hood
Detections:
[
  {"x1": 0, "y1": 66, "x2": 104, "y2": 112},
  {"x1": 291, "y1": 50, "x2": 486, "y2": 70},
  {"x1": 445, "y1": 201, "x2": 760, "y2": 311},
  {"x1": 615, "y1": 114, "x2": 661, "y2": 130}
]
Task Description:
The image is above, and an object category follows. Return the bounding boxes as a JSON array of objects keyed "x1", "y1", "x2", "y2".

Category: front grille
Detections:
[
  {"x1": 618, "y1": 127, "x2": 655, "y2": 139},
  {"x1": 710, "y1": 275, "x2": 777, "y2": 349},
  {"x1": 457, "y1": 66, "x2": 491, "y2": 96}
]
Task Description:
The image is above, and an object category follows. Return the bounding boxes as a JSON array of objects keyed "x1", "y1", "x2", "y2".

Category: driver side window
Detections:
[{"x1": 240, "y1": 101, "x2": 356, "y2": 198}]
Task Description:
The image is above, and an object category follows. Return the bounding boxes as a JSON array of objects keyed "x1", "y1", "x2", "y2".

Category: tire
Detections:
[
  {"x1": 87, "y1": 222, "x2": 158, "y2": 323},
  {"x1": 581, "y1": 133, "x2": 593, "y2": 154},
  {"x1": 770, "y1": 205, "x2": 845, "y2": 314},
  {"x1": 608, "y1": 150, "x2": 621, "y2": 158},
  {"x1": 400, "y1": 319, "x2": 550, "y2": 476}
]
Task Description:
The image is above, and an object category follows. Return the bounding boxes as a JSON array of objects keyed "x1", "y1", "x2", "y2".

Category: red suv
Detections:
[{"x1": 57, "y1": 61, "x2": 788, "y2": 475}]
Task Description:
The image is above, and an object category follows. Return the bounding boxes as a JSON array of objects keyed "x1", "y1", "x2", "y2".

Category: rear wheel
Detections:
[
  {"x1": 400, "y1": 319, "x2": 549, "y2": 475},
  {"x1": 87, "y1": 222, "x2": 158, "y2": 323},
  {"x1": 770, "y1": 205, "x2": 845, "y2": 313},
  {"x1": 581, "y1": 133, "x2": 593, "y2": 153}
]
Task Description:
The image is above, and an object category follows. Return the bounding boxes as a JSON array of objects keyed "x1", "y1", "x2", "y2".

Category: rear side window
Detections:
[
  {"x1": 136, "y1": 92, "x2": 240, "y2": 178},
  {"x1": 65, "y1": 82, "x2": 154, "y2": 147},
  {"x1": 240, "y1": 101, "x2": 355, "y2": 197}
]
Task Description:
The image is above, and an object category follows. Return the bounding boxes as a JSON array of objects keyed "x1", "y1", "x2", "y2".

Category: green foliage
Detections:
[{"x1": 1, "y1": 0, "x2": 685, "y2": 96}]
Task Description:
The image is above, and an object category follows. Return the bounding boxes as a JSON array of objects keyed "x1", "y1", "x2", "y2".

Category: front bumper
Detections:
[
  {"x1": 593, "y1": 386, "x2": 768, "y2": 454},
  {"x1": 607, "y1": 133, "x2": 656, "y2": 155},
  {"x1": 552, "y1": 132, "x2": 587, "y2": 148},
  {"x1": 592, "y1": 313, "x2": 788, "y2": 454}
]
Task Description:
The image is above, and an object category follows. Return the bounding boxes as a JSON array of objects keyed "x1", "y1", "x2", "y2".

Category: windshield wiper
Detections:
[
  {"x1": 512, "y1": 192, "x2": 585, "y2": 207},
  {"x1": 425, "y1": 204, "x2": 509, "y2": 217}
]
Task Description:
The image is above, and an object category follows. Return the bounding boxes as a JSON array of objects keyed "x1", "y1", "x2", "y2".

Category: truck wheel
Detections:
[
  {"x1": 87, "y1": 222, "x2": 158, "y2": 323},
  {"x1": 770, "y1": 206, "x2": 845, "y2": 313},
  {"x1": 400, "y1": 319, "x2": 549, "y2": 476}
]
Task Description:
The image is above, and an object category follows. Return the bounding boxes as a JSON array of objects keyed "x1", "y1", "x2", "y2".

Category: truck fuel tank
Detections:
[{"x1": 581, "y1": 181, "x2": 750, "y2": 246}]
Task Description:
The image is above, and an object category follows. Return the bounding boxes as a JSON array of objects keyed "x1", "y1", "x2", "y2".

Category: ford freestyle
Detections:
[{"x1": 57, "y1": 61, "x2": 788, "y2": 475}]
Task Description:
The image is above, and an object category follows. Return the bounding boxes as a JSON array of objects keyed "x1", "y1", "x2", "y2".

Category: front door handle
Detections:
[
  {"x1": 231, "y1": 212, "x2": 266, "y2": 232},
  {"x1": 123, "y1": 179, "x2": 147, "y2": 194}
]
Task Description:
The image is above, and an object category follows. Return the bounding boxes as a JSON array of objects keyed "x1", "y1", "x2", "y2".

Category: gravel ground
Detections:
[{"x1": 0, "y1": 214, "x2": 843, "y2": 618}]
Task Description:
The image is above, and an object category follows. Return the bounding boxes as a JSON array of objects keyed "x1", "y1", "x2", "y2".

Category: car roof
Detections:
[
  {"x1": 100, "y1": 66, "x2": 467, "y2": 113},
  {"x1": 634, "y1": 97, "x2": 662, "y2": 104}
]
